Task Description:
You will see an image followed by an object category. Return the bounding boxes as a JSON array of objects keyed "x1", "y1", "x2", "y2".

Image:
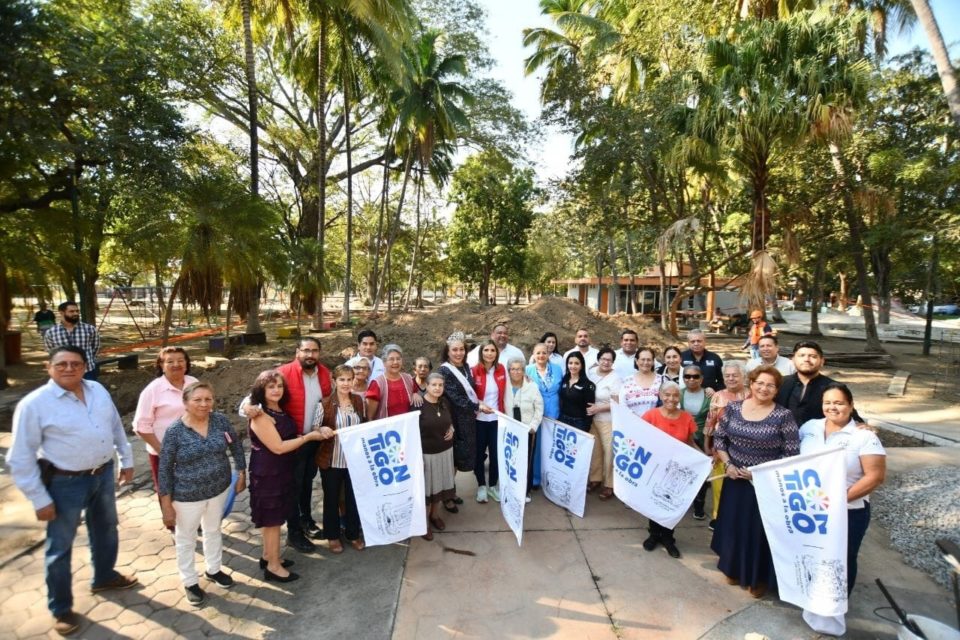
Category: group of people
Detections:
[{"x1": 10, "y1": 313, "x2": 886, "y2": 637}]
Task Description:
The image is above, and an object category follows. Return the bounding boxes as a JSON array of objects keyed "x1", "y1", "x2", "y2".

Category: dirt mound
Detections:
[{"x1": 347, "y1": 296, "x2": 673, "y2": 363}]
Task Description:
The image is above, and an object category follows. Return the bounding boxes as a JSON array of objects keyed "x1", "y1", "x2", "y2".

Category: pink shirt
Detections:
[{"x1": 133, "y1": 374, "x2": 198, "y2": 455}]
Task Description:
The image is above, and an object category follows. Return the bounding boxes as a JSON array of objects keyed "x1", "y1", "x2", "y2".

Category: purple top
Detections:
[{"x1": 714, "y1": 400, "x2": 799, "y2": 467}]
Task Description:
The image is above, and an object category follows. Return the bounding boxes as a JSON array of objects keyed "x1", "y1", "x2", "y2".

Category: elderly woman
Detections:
[
  {"x1": 134, "y1": 347, "x2": 198, "y2": 511},
  {"x1": 472, "y1": 340, "x2": 506, "y2": 503},
  {"x1": 559, "y1": 351, "x2": 595, "y2": 432},
  {"x1": 586, "y1": 346, "x2": 621, "y2": 499},
  {"x1": 711, "y1": 365, "x2": 799, "y2": 599},
  {"x1": 438, "y1": 332, "x2": 478, "y2": 512},
  {"x1": 351, "y1": 357, "x2": 372, "y2": 395},
  {"x1": 366, "y1": 344, "x2": 421, "y2": 420},
  {"x1": 621, "y1": 347, "x2": 662, "y2": 418},
  {"x1": 526, "y1": 342, "x2": 562, "y2": 488},
  {"x1": 158, "y1": 381, "x2": 246, "y2": 606},
  {"x1": 703, "y1": 362, "x2": 749, "y2": 528},
  {"x1": 413, "y1": 357, "x2": 432, "y2": 394},
  {"x1": 419, "y1": 373, "x2": 457, "y2": 540},
  {"x1": 314, "y1": 365, "x2": 366, "y2": 554},
  {"x1": 799, "y1": 383, "x2": 886, "y2": 636},
  {"x1": 681, "y1": 365, "x2": 712, "y2": 520},
  {"x1": 505, "y1": 357, "x2": 544, "y2": 502},
  {"x1": 641, "y1": 381, "x2": 698, "y2": 558},
  {"x1": 248, "y1": 370, "x2": 324, "y2": 583}
]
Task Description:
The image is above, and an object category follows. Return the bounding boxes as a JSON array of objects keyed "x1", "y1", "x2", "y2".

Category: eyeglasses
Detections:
[
  {"x1": 683, "y1": 374, "x2": 701, "y2": 379},
  {"x1": 752, "y1": 381, "x2": 778, "y2": 390},
  {"x1": 52, "y1": 361, "x2": 85, "y2": 370}
]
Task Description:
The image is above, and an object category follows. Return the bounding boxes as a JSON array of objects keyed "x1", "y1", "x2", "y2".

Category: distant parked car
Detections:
[{"x1": 909, "y1": 303, "x2": 959, "y2": 315}]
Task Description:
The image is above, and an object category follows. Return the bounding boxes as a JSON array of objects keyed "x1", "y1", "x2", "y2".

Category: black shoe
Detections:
[
  {"x1": 264, "y1": 569, "x2": 300, "y2": 583},
  {"x1": 642, "y1": 535, "x2": 659, "y2": 551},
  {"x1": 693, "y1": 508, "x2": 706, "y2": 520},
  {"x1": 664, "y1": 543, "x2": 681, "y2": 559},
  {"x1": 204, "y1": 570, "x2": 234, "y2": 588},
  {"x1": 287, "y1": 534, "x2": 317, "y2": 553},
  {"x1": 708, "y1": 519, "x2": 717, "y2": 531},
  {"x1": 185, "y1": 584, "x2": 206, "y2": 606},
  {"x1": 304, "y1": 522, "x2": 323, "y2": 539},
  {"x1": 259, "y1": 558, "x2": 294, "y2": 570},
  {"x1": 53, "y1": 611, "x2": 81, "y2": 636}
]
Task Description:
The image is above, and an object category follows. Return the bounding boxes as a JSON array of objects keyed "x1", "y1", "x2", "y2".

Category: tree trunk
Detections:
[
  {"x1": 369, "y1": 135, "x2": 393, "y2": 305},
  {"x1": 241, "y1": 0, "x2": 262, "y2": 335},
  {"x1": 608, "y1": 235, "x2": 619, "y2": 314},
  {"x1": 313, "y1": 11, "x2": 329, "y2": 330},
  {"x1": 922, "y1": 232, "x2": 939, "y2": 356},
  {"x1": 401, "y1": 169, "x2": 423, "y2": 312},
  {"x1": 659, "y1": 261, "x2": 669, "y2": 331},
  {"x1": 829, "y1": 143, "x2": 885, "y2": 353},
  {"x1": 809, "y1": 249, "x2": 825, "y2": 336},
  {"x1": 838, "y1": 273, "x2": 848, "y2": 312},
  {"x1": 373, "y1": 147, "x2": 414, "y2": 314},
  {"x1": 341, "y1": 53, "x2": 354, "y2": 325},
  {"x1": 751, "y1": 162, "x2": 771, "y2": 253},
  {"x1": 624, "y1": 232, "x2": 637, "y2": 314},
  {"x1": 594, "y1": 254, "x2": 603, "y2": 311},
  {"x1": 910, "y1": 0, "x2": 960, "y2": 129},
  {"x1": 160, "y1": 276, "x2": 182, "y2": 347}
]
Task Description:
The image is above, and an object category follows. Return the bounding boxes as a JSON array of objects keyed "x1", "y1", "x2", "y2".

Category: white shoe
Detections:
[
  {"x1": 487, "y1": 485, "x2": 500, "y2": 502},
  {"x1": 525, "y1": 494, "x2": 532, "y2": 503},
  {"x1": 476, "y1": 486, "x2": 488, "y2": 503}
]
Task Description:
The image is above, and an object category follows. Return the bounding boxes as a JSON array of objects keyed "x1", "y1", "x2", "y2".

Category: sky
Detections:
[{"x1": 476, "y1": 0, "x2": 960, "y2": 184}]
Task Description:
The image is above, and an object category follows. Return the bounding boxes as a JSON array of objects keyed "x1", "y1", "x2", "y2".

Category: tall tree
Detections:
[{"x1": 909, "y1": 0, "x2": 960, "y2": 128}]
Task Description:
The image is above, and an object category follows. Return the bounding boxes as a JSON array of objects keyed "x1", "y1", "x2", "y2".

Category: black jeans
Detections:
[
  {"x1": 848, "y1": 503, "x2": 871, "y2": 594},
  {"x1": 287, "y1": 441, "x2": 319, "y2": 536},
  {"x1": 320, "y1": 467, "x2": 361, "y2": 541},
  {"x1": 474, "y1": 419, "x2": 499, "y2": 487}
]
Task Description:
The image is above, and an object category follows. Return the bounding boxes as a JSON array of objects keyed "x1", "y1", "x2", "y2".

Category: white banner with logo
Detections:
[
  {"x1": 539, "y1": 417, "x2": 595, "y2": 518},
  {"x1": 338, "y1": 411, "x2": 426, "y2": 546},
  {"x1": 496, "y1": 412, "x2": 530, "y2": 546},
  {"x1": 610, "y1": 401, "x2": 712, "y2": 529},
  {"x1": 750, "y1": 447, "x2": 849, "y2": 617}
]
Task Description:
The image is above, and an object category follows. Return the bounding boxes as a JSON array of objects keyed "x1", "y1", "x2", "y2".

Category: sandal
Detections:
[
  {"x1": 350, "y1": 539, "x2": 365, "y2": 551},
  {"x1": 429, "y1": 516, "x2": 446, "y2": 531},
  {"x1": 443, "y1": 500, "x2": 459, "y2": 514},
  {"x1": 421, "y1": 528, "x2": 434, "y2": 541},
  {"x1": 452, "y1": 496, "x2": 464, "y2": 505},
  {"x1": 587, "y1": 481, "x2": 601, "y2": 493},
  {"x1": 598, "y1": 488, "x2": 614, "y2": 501},
  {"x1": 328, "y1": 539, "x2": 344, "y2": 554}
]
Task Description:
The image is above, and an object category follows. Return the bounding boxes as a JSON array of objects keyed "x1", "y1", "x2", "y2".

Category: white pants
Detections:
[{"x1": 173, "y1": 486, "x2": 229, "y2": 587}]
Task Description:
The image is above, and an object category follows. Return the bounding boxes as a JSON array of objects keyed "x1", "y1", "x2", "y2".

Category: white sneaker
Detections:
[
  {"x1": 487, "y1": 485, "x2": 500, "y2": 502},
  {"x1": 525, "y1": 494, "x2": 532, "y2": 503},
  {"x1": 476, "y1": 486, "x2": 488, "y2": 503}
]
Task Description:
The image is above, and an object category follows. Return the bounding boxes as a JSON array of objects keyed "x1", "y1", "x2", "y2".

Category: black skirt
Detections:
[{"x1": 710, "y1": 477, "x2": 778, "y2": 590}]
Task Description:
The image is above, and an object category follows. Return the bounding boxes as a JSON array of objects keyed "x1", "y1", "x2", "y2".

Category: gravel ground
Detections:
[{"x1": 874, "y1": 465, "x2": 960, "y2": 589}]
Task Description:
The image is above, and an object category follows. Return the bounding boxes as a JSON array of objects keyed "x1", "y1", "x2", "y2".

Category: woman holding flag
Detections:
[
  {"x1": 710, "y1": 365, "x2": 799, "y2": 599},
  {"x1": 506, "y1": 357, "x2": 544, "y2": 502},
  {"x1": 798, "y1": 383, "x2": 886, "y2": 636},
  {"x1": 471, "y1": 341, "x2": 507, "y2": 503},
  {"x1": 527, "y1": 342, "x2": 563, "y2": 488}
]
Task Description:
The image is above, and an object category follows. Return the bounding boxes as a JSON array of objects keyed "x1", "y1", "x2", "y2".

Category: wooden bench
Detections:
[{"x1": 95, "y1": 353, "x2": 139, "y2": 371}]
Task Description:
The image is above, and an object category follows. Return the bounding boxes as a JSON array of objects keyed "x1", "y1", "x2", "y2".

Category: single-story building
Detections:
[{"x1": 552, "y1": 263, "x2": 744, "y2": 317}]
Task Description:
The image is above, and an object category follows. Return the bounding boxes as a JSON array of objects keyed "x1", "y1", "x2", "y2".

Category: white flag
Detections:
[
  {"x1": 539, "y1": 417, "x2": 595, "y2": 518},
  {"x1": 338, "y1": 412, "x2": 427, "y2": 546},
  {"x1": 751, "y1": 447, "x2": 849, "y2": 617},
  {"x1": 610, "y1": 401, "x2": 712, "y2": 529},
  {"x1": 496, "y1": 412, "x2": 530, "y2": 546}
]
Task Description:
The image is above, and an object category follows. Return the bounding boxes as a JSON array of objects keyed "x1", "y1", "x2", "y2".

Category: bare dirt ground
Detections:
[{"x1": 3, "y1": 296, "x2": 955, "y2": 448}]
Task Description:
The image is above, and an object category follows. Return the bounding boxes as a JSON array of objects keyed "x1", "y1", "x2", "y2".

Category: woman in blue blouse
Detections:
[
  {"x1": 159, "y1": 381, "x2": 246, "y2": 607},
  {"x1": 526, "y1": 342, "x2": 562, "y2": 488}
]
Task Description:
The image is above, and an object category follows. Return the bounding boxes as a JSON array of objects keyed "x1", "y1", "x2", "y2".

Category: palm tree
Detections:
[
  {"x1": 372, "y1": 28, "x2": 470, "y2": 314},
  {"x1": 909, "y1": 0, "x2": 960, "y2": 128}
]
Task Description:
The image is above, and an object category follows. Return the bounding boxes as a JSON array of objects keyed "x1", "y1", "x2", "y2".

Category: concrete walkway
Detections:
[{"x1": 1, "y1": 441, "x2": 958, "y2": 639}]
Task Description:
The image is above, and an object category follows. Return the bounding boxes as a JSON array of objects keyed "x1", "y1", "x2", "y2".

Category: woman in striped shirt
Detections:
[{"x1": 314, "y1": 365, "x2": 367, "y2": 553}]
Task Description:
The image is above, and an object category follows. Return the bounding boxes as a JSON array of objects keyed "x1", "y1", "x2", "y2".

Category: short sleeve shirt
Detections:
[{"x1": 798, "y1": 418, "x2": 886, "y2": 508}]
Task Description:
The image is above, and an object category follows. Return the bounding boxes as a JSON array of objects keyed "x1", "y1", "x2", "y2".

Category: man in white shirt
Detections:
[
  {"x1": 564, "y1": 327, "x2": 599, "y2": 370},
  {"x1": 344, "y1": 329, "x2": 385, "y2": 379},
  {"x1": 9, "y1": 346, "x2": 137, "y2": 635},
  {"x1": 745, "y1": 334, "x2": 796, "y2": 376},
  {"x1": 467, "y1": 323, "x2": 525, "y2": 366},
  {"x1": 613, "y1": 329, "x2": 640, "y2": 379}
]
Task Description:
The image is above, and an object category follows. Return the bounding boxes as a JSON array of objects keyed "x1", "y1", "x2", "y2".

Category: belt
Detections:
[{"x1": 52, "y1": 462, "x2": 111, "y2": 477}]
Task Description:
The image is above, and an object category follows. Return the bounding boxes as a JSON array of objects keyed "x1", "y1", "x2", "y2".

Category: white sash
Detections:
[{"x1": 441, "y1": 362, "x2": 480, "y2": 404}]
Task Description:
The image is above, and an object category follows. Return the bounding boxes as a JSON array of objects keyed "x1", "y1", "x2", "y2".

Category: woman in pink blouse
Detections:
[{"x1": 134, "y1": 347, "x2": 199, "y2": 497}]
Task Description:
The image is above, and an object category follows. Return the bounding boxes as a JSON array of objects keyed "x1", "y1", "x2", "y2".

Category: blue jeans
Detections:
[
  {"x1": 848, "y1": 502, "x2": 871, "y2": 595},
  {"x1": 474, "y1": 419, "x2": 499, "y2": 487},
  {"x1": 45, "y1": 461, "x2": 120, "y2": 615}
]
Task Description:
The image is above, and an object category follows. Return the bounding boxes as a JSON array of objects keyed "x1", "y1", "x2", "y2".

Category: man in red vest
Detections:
[{"x1": 244, "y1": 337, "x2": 331, "y2": 552}]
